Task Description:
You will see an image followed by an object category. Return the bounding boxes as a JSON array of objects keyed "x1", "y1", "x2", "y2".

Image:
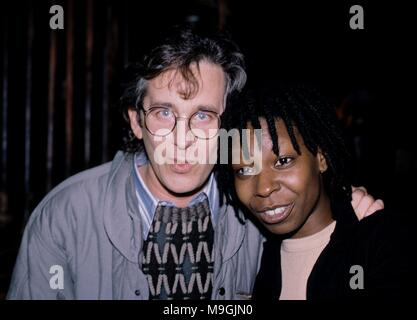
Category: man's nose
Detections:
[
  {"x1": 255, "y1": 171, "x2": 280, "y2": 198},
  {"x1": 173, "y1": 118, "x2": 194, "y2": 149}
]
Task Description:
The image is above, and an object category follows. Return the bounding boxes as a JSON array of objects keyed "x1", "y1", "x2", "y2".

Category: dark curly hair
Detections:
[
  {"x1": 119, "y1": 25, "x2": 247, "y2": 153},
  {"x1": 218, "y1": 83, "x2": 353, "y2": 213}
]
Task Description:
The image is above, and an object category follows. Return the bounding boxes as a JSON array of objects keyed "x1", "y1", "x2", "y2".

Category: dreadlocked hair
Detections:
[{"x1": 218, "y1": 83, "x2": 353, "y2": 212}]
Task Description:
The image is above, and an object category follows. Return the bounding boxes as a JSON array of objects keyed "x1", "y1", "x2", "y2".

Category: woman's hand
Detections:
[{"x1": 351, "y1": 186, "x2": 384, "y2": 220}]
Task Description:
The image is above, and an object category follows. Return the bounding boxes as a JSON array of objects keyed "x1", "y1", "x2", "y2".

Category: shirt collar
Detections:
[{"x1": 133, "y1": 152, "x2": 159, "y2": 224}]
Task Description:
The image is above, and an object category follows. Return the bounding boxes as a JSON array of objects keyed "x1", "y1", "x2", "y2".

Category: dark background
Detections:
[{"x1": 1, "y1": 0, "x2": 416, "y2": 299}]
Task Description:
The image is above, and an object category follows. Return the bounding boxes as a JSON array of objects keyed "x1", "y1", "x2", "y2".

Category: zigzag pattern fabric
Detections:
[{"x1": 142, "y1": 198, "x2": 214, "y2": 300}]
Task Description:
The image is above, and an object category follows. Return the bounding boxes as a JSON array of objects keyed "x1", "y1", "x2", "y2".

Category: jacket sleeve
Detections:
[
  {"x1": 7, "y1": 197, "x2": 75, "y2": 300},
  {"x1": 362, "y1": 209, "x2": 415, "y2": 298}
]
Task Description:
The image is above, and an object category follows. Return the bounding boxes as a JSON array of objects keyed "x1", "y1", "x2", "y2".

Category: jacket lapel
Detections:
[
  {"x1": 103, "y1": 152, "x2": 143, "y2": 264},
  {"x1": 213, "y1": 199, "x2": 247, "y2": 282}
]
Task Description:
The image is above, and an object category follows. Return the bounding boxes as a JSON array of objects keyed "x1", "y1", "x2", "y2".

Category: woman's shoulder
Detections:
[{"x1": 356, "y1": 207, "x2": 410, "y2": 242}]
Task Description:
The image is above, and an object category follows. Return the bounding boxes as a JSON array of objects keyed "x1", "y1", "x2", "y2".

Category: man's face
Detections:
[{"x1": 128, "y1": 60, "x2": 226, "y2": 196}]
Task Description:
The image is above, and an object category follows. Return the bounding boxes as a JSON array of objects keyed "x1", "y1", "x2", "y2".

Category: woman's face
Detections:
[{"x1": 232, "y1": 118, "x2": 332, "y2": 238}]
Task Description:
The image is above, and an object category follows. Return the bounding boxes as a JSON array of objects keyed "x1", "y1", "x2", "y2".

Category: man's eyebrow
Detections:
[
  {"x1": 148, "y1": 102, "x2": 220, "y2": 113},
  {"x1": 194, "y1": 105, "x2": 220, "y2": 112},
  {"x1": 148, "y1": 102, "x2": 173, "y2": 108}
]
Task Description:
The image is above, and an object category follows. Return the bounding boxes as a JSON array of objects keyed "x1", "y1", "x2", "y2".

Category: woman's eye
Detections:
[
  {"x1": 275, "y1": 157, "x2": 294, "y2": 167},
  {"x1": 235, "y1": 166, "x2": 255, "y2": 176}
]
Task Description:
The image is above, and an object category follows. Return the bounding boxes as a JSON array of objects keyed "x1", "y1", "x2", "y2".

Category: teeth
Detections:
[{"x1": 264, "y1": 206, "x2": 288, "y2": 216}]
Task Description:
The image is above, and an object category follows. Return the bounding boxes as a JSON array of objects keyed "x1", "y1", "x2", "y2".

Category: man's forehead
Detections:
[
  {"x1": 150, "y1": 61, "x2": 223, "y2": 90},
  {"x1": 153, "y1": 67, "x2": 197, "y2": 89},
  {"x1": 144, "y1": 61, "x2": 226, "y2": 111}
]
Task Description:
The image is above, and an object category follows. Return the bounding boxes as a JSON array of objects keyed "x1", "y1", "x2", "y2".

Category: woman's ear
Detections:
[
  {"x1": 317, "y1": 149, "x2": 328, "y2": 173},
  {"x1": 127, "y1": 108, "x2": 143, "y2": 140}
]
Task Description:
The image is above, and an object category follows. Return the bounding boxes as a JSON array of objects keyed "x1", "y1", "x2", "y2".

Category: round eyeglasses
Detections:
[{"x1": 140, "y1": 105, "x2": 221, "y2": 140}]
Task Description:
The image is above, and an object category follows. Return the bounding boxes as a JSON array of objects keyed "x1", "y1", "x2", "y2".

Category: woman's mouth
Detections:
[{"x1": 257, "y1": 203, "x2": 294, "y2": 224}]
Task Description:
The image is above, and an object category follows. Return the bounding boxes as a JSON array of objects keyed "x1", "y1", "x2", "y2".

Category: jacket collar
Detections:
[
  {"x1": 328, "y1": 196, "x2": 360, "y2": 244},
  {"x1": 103, "y1": 151, "x2": 142, "y2": 263}
]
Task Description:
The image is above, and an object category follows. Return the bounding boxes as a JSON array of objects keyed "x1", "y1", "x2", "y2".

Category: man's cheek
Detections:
[
  {"x1": 145, "y1": 136, "x2": 175, "y2": 165},
  {"x1": 207, "y1": 138, "x2": 219, "y2": 164},
  {"x1": 184, "y1": 139, "x2": 218, "y2": 165}
]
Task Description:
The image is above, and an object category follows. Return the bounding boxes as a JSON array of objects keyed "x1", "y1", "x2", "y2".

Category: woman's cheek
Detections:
[{"x1": 235, "y1": 179, "x2": 249, "y2": 204}]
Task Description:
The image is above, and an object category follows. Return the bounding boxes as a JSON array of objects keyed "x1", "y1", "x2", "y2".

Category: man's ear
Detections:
[
  {"x1": 317, "y1": 149, "x2": 328, "y2": 173},
  {"x1": 127, "y1": 108, "x2": 143, "y2": 140}
]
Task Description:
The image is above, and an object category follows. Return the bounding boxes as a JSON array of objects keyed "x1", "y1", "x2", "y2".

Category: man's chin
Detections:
[
  {"x1": 162, "y1": 176, "x2": 206, "y2": 197},
  {"x1": 156, "y1": 164, "x2": 213, "y2": 195}
]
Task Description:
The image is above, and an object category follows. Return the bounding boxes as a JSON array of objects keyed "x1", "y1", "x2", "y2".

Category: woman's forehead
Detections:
[{"x1": 243, "y1": 117, "x2": 302, "y2": 153}]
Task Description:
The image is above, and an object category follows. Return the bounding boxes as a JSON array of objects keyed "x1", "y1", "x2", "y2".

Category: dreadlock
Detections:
[{"x1": 217, "y1": 83, "x2": 353, "y2": 212}]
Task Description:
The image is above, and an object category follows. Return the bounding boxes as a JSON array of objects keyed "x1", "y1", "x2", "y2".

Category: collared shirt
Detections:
[{"x1": 133, "y1": 152, "x2": 220, "y2": 239}]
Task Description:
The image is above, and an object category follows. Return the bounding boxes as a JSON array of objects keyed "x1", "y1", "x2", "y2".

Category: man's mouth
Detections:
[
  {"x1": 169, "y1": 161, "x2": 194, "y2": 173},
  {"x1": 256, "y1": 203, "x2": 294, "y2": 224}
]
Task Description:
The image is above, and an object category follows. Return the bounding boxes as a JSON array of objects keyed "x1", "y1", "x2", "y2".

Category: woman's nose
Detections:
[{"x1": 255, "y1": 171, "x2": 280, "y2": 198}]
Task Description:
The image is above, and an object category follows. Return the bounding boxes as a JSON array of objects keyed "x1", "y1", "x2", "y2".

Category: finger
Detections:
[
  {"x1": 364, "y1": 199, "x2": 384, "y2": 217},
  {"x1": 351, "y1": 188, "x2": 366, "y2": 210},
  {"x1": 355, "y1": 195, "x2": 375, "y2": 220},
  {"x1": 351, "y1": 185, "x2": 368, "y2": 195}
]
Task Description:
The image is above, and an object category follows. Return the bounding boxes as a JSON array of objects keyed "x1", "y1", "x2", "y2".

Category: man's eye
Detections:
[
  {"x1": 151, "y1": 108, "x2": 174, "y2": 121},
  {"x1": 235, "y1": 166, "x2": 255, "y2": 176},
  {"x1": 275, "y1": 157, "x2": 294, "y2": 167},
  {"x1": 159, "y1": 109, "x2": 173, "y2": 118},
  {"x1": 194, "y1": 111, "x2": 211, "y2": 121}
]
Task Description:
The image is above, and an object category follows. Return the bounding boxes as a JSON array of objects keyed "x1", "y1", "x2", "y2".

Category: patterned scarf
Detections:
[{"x1": 141, "y1": 198, "x2": 214, "y2": 300}]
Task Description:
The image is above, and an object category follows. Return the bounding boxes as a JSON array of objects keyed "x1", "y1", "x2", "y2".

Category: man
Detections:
[{"x1": 7, "y1": 27, "x2": 382, "y2": 299}]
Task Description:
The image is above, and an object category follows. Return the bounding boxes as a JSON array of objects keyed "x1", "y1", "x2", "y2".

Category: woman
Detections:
[{"x1": 221, "y1": 84, "x2": 412, "y2": 300}]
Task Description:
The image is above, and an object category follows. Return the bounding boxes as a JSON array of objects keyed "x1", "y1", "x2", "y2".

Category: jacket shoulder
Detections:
[{"x1": 34, "y1": 151, "x2": 129, "y2": 211}]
